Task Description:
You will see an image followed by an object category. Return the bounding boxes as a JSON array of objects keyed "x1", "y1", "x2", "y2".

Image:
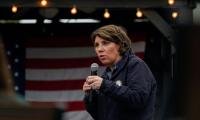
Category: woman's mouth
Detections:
[{"x1": 99, "y1": 55, "x2": 106, "y2": 60}]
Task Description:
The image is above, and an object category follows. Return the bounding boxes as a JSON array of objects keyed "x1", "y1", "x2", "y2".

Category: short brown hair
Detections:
[{"x1": 91, "y1": 24, "x2": 132, "y2": 55}]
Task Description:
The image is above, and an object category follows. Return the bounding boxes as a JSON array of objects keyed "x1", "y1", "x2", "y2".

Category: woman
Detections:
[{"x1": 83, "y1": 24, "x2": 156, "y2": 120}]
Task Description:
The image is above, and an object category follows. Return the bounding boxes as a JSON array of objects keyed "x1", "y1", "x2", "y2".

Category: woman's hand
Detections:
[
  {"x1": 83, "y1": 81, "x2": 92, "y2": 94},
  {"x1": 86, "y1": 76, "x2": 103, "y2": 90}
]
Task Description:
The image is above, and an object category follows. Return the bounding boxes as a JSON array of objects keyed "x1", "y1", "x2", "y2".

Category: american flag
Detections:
[{"x1": 6, "y1": 32, "x2": 146, "y2": 120}]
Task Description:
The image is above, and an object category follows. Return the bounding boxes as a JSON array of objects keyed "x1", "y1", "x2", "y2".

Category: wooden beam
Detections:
[
  {"x1": 142, "y1": 9, "x2": 176, "y2": 44},
  {"x1": 0, "y1": 0, "x2": 188, "y2": 8}
]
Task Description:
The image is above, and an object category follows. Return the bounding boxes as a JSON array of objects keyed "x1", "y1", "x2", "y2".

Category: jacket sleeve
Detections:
[
  {"x1": 84, "y1": 91, "x2": 98, "y2": 119},
  {"x1": 99, "y1": 59, "x2": 155, "y2": 109}
]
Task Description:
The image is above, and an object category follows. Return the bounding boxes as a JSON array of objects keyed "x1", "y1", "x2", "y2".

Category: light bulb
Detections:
[
  {"x1": 104, "y1": 9, "x2": 110, "y2": 19},
  {"x1": 136, "y1": 8, "x2": 143, "y2": 18},
  {"x1": 71, "y1": 6, "x2": 77, "y2": 15},
  {"x1": 41, "y1": 0, "x2": 47, "y2": 7},
  {"x1": 168, "y1": 0, "x2": 175, "y2": 5},
  {"x1": 12, "y1": 5, "x2": 18, "y2": 13},
  {"x1": 172, "y1": 11, "x2": 178, "y2": 19}
]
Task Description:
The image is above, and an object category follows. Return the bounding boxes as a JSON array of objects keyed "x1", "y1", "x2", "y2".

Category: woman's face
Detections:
[{"x1": 94, "y1": 36, "x2": 121, "y2": 67}]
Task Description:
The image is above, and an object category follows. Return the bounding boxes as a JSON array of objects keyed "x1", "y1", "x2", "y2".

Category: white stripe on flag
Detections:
[
  {"x1": 25, "y1": 90, "x2": 84, "y2": 102},
  {"x1": 26, "y1": 68, "x2": 90, "y2": 80},
  {"x1": 26, "y1": 42, "x2": 145, "y2": 59},
  {"x1": 63, "y1": 111, "x2": 93, "y2": 120},
  {"x1": 131, "y1": 41, "x2": 146, "y2": 53},
  {"x1": 26, "y1": 67, "x2": 105, "y2": 81},
  {"x1": 26, "y1": 47, "x2": 96, "y2": 59}
]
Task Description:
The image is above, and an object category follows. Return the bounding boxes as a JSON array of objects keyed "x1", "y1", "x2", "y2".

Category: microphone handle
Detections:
[
  {"x1": 89, "y1": 90, "x2": 93, "y2": 102},
  {"x1": 91, "y1": 71, "x2": 97, "y2": 76},
  {"x1": 89, "y1": 70, "x2": 97, "y2": 102}
]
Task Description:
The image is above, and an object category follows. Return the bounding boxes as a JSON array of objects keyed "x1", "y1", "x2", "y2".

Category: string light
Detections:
[
  {"x1": 168, "y1": 0, "x2": 175, "y2": 5},
  {"x1": 11, "y1": 5, "x2": 18, "y2": 13},
  {"x1": 71, "y1": 5, "x2": 77, "y2": 15},
  {"x1": 172, "y1": 11, "x2": 178, "y2": 19},
  {"x1": 136, "y1": 8, "x2": 143, "y2": 18},
  {"x1": 41, "y1": 0, "x2": 48, "y2": 7},
  {"x1": 104, "y1": 9, "x2": 110, "y2": 19}
]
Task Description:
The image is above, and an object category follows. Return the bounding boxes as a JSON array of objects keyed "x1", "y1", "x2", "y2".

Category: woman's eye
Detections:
[
  {"x1": 102, "y1": 41, "x2": 110, "y2": 45},
  {"x1": 94, "y1": 43, "x2": 99, "y2": 48}
]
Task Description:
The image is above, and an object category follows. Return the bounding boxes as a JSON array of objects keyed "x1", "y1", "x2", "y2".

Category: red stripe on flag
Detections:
[
  {"x1": 67, "y1": 101, "x2": 85, "y2": 111},
  {"x1": 26, "y1": 33, "x2": 146, "y2": 48},
  {"x1": 26, "y1": 57, "x2": 100, "y2": 69},
  {"x1": 29, "y1": 101, "x2": 85, "y2": 111},
  {"x1": 26, "y1": 80, "x2": 85, "y2": 91},
  {"x1": 129, "y1": 32, "x2": 147, "y2": 42},
  {"x1": 135, "y1": 52, "x2": 145, "y2": 60},
  {"x1": 26, "y1": 36, "x2": 92, "y2": 48}
]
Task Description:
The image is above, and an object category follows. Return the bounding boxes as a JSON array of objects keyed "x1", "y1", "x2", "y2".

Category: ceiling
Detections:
[
  {"x1": 0, "y1": 0, "x2": 189, "y2": 8},
  {"x1": 0, "y1": 0, "x2": 195, "y2": 24}
]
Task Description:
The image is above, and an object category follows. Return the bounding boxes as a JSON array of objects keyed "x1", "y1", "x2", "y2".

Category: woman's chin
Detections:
[
  {"x1": 100, "y1": 61, "x2": 111, "y2": 66},
  {"x1": 100, "y1": 60, "x2": 107, "y2": 64}
]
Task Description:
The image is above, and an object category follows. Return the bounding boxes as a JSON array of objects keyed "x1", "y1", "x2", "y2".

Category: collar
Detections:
[{"x1": 105, "y1": 49, "x2": 133, "y2": 74}]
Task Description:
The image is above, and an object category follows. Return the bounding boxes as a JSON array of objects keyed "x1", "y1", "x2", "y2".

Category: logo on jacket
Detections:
[{"x1": 115, "y1": 80, "x2": 122, "y2": 86}]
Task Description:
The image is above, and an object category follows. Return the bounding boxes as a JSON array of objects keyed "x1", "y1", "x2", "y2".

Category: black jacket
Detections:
[{"x1": 84, "y1": 50, "x2": 157, "y2": 120}]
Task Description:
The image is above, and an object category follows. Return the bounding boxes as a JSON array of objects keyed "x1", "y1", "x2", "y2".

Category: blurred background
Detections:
[{"x1": 0, "y1": 0, "x2": 200, "y2": 120}]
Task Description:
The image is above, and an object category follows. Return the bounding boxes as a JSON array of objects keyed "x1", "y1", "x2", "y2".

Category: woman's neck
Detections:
[{"x1": 108, "y1": 55, "x2": 122, "y2": 71}]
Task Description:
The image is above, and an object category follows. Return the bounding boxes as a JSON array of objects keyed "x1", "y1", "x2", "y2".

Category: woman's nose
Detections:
[{"x1": 96, "y1": 44, "x2": 104, "y2": 52}]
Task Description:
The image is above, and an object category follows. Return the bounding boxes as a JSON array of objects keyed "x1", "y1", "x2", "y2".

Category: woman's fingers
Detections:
[
  {"x1": 83, "y1": 82, "x2": 92, "y2": 92},
  {"x1": 86, "y1": 76, "x2": 99, "y2": 84}
]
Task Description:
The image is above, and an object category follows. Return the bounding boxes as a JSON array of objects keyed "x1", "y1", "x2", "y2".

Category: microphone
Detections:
[
  {"x1": 88, "y1": 63, "x2": 99, "y2": 102},
  {"x1": 91, "y1": 63, "x2": 99, "y2": 75}
]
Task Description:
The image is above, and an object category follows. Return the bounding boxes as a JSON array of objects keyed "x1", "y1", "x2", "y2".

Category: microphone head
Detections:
[{"x1": 91, "y1": 63, "x2": 99, "y2": 75}]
